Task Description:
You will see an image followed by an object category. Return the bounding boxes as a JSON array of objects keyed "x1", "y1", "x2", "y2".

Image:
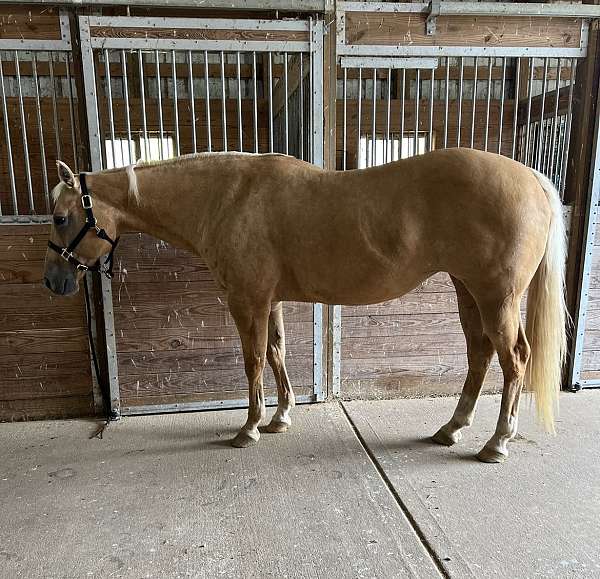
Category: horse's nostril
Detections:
[{"x1": 44, "y1": 277, "x2": 52, "y2": 290}]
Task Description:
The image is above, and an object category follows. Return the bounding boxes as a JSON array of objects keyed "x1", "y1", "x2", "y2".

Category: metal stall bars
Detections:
[
  {"x1": 0, "y1": 9, "x2": 79, "y2": 223},
  {"x1": 78, "y1": 15, "x2": 325, "y2": 416},
  {"x1": 331, "y1": 2, "x2": 596, "y2": 396}
]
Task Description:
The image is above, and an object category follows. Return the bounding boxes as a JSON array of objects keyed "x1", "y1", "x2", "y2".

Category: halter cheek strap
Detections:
[{"x1": 47, "y1": 172, "x2": 120, "y2": 279}]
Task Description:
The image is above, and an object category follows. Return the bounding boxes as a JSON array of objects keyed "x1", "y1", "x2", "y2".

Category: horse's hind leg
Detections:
[
  {"x1": 476, "y1": 295, "x2": 530, "y2": 463},
  {"x1": 432, "y1": 277, "x2": 495, "y2": 446},
  {"x1": 228, "y1": 297, "x2": 270, "y2": 448},
  {"x1": 264, "y1": 302, "x2": 295, "y2": 433}
]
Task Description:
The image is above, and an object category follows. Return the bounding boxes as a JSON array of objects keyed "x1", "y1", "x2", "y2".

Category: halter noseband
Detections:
[{"x1": 48, "y1": 172, "x2": 119, "y2": 279}]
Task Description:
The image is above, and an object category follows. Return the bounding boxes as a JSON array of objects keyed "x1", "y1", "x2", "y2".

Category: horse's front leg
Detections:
[{"x1": 229, "y1": 298, "x2": 270, "y2": 448}]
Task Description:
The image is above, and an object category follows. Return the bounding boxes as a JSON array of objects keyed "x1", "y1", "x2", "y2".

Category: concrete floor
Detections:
[{"x1": 1, "y1": 392, "x2": 599, "y2": 579}]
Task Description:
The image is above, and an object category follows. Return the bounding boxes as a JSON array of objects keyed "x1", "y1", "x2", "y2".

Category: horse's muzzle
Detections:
[{"x1": 44, "y1": 262, "x2": 79, "y2": 296}]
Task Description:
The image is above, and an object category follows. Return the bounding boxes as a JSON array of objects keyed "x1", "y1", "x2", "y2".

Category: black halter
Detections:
[{"x1": 48, "y1": 173, "x2": 119, "y2": 279}]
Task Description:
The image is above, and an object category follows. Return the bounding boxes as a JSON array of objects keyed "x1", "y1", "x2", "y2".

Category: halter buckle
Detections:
[
  {"x1": 60, "y1": 248, "x2": 73, "y2": 261},
  {"x1": 81, "y1": 194, "x2": 93, "y2": 209}
]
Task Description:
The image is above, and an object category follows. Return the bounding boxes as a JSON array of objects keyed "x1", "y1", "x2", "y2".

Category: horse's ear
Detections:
[{"x1": 56, "y1": 160, "x2": 76, "y2": 188}]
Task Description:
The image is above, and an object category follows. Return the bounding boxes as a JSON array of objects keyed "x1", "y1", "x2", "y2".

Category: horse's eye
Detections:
[{"x1": 53, "y1": 215, "x2": 67, "y2": 227}]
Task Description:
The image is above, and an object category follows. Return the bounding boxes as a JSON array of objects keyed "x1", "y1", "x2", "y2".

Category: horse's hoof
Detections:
[
  {"x1": 431, "y1": 427, "x2": 461, "y2": 446},
  {"x1": 231, "y1": 430, "x2": 259, "y2": 448},
  {"x1": 263, "y1": 420, "x2": 290, "y2": 434},
  {"x1": 476, "y1": 446, "x2": 507, "y2": 463}
]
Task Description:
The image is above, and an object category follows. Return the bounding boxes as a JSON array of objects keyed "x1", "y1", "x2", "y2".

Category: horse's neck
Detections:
[{"x1": 88, "y1": 162, "x2": 227, "y2": 253}]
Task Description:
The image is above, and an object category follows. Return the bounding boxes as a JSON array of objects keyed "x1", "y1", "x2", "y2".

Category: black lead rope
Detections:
[
  {"x1": 84, "y1": 277, "x2": 113, "y2": 439},
  {"x1": 48, "y1": 173, "x2": 120, "y2": 435}
]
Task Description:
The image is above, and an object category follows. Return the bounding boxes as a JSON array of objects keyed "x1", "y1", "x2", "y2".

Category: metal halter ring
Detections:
[
  {"x1": 81, "y1": 194, "x2": 93, "y2": 209},
  {"x1": 60, "y1": 248, "x2": 73, "y2": 261}
]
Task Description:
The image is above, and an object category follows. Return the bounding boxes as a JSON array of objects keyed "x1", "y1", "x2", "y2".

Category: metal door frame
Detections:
[{"x1": 78, "y1": 15, "x2": 325, "y2": 417}]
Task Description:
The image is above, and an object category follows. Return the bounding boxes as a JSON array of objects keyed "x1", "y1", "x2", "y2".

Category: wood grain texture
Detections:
[
  {"x1": 0, "y1": 6, "x2": 62, "y2": 41},
  {"x1": 345, "y1": 13, "x2": 582, "y2": 48},
  {"x1": 0, "y1": 227, "x2": 94, "y2": 421},
  {"x1": 113, "y1": 233, "x2": 315, "y2": 407},
  {"x1": 90, "y1": 26, "x2": 309, "y2": 42}
]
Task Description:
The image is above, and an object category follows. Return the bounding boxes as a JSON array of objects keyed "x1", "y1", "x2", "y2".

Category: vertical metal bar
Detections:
[
  {"x1": 121, "y1": 50, "x2": 133, "y2": 163},
  {"x1": 65, "y1": 53, "x2": 79, "y2": 172},
  {"x1": 385, "y1": 67, "x2": 391, "y2": 164},
  {"x1": 204, "y1": 50, "x2": 212, "y2": 152},
  {"x1": 343, "y1": 67, "x2": 347, "y2": 170},
  {"x1": 237, "y1": 51, "x2": 243, "y2": 152},
  {"x1": 137, "y1": 50, "x2": 149, "y2": 160},
  {"x1": 400, "y1": 68, "x2": 405, "y2": 158},
  {"x1": 252, "y1": 52, "x2": 259, "y2": 154},
  {"x1": 220, "y1": 51, "x2": 227, "y2": 152},
  {"x1": 457, "y1": 57, "x2": 464, "y2": 147},
  {"x1": 32, "y1": 53, "x2": 49, "y2": 213},
  {"x1": 484, "y1": 57, "x2": 493, "y2": 151},
  {"x1": 309, "y1": 18, "x2": 314, "y2": 163},
  {"x1": 549, "y1": 59, "x2": 562, "y2": 181},
  {"x1": 155, "y1": 50, "x2": 165, "y2": 159},
  {"x1": 497, "y1": 57, "x2": 507, "y2": 155},
  {"x1": 524, "y1": 57, "x2": 534, "y2": 164},
  {"x1": 299, "y1": 53, "x2": 304, "y2": 160},
  {"x1": 268, "y1": 52, "x2": 273, "y2": 153},
  {"x1": 171, "y1": 50, "x2": 180, "y2": 156},
  {"x1": 15, "y1": 51, "x2": 34, "y2": 213},
  {"x1": 537, "y1": 57, "x2": 549, "y2": 170},
  {"x1": 444, "y1": 57, "x2": 449, "y2": 149},
  {"x1": 357, "y1": 67, "x2": 362, "y2": 166},
  {"x1": 0, "y1": 54, "x2": 16, "y2": 214},
  {"x1": 470, "y1": 56, "x2": 478, "y2": 148},
  {"x1": 48, "y1": 51, "x2": 62, "y2": 161},
  {"x1": 371, "y1": 68, "x2": 377, "y2": 166},
  {"x1": 104, "y1": 49, "x2": 117, "y2": 167},
  {"x1": 284, "y1": 52, "x2": 289, "y2": 156},
  {"x1": 428, "y1": 66, "x2": 434, "y2": 152},
  {"x1": 560, "y1": 58, "x2": 576, "y2": 193},
  {"x1": 188, "y1": 51, "x2": 197, "y2": 154},
  {"x1": 414, "y1": 68, "x2": 420, "y2": 155},
  {"x1": 511, "y1": 57, "x2": 521, "y2": 160}
]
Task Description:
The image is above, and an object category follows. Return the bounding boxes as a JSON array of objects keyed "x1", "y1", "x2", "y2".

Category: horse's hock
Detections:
[{"x1": 1, "y1": 2, "x2": 600, "y2": 424}]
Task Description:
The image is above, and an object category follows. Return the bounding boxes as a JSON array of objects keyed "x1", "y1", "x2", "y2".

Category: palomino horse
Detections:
[{"x1": 44, "y1": 148, "x2": 567, "y2": 463}]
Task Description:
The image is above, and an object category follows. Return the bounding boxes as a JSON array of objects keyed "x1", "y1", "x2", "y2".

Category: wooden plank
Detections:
[
  {"x1": 342, "y1": 292, "x2": 458, "y2": 317},
  {"x1": 344, "y1": 13, "x2": 582, "y2": 48},
  {"x1": 0, "y1": 328, "x2": 87, "y2": 355},
  {"x1": 90, "y1": 26, "x2": 309, "y2": 42},
  {"x1": 342, "y1": 332, "x2": 467, "y2": 358},
  {"x1": 120, "y1": 385, "x2": 315, "y2": 407},
  {"x1": 0, "y1": 260, "x2": 45, "y2": 284},
  {"x1": 0, "y1": 395, "x2": 94, "y2": 422},
  {"x1": 0, "y1": 351, "x2": 91, "y2": 380},
  {"x1": 115, "y1": 322, "x2": 312, "y2": 353},
  {"x1": 119, "y1": 363, "x2": 314, "y2": 398},
  {"x1": 342, "y1": 312, "x2": 464, "y2": 338},
  {"x1": 0, "y1": 6, "x2": 62, "y2": 41},
  {"x1": 0, "y1": 374, "x2": 92, "y2": 401},
  {"x1": 117, "y1": 343, "x2": 313, "y2": 376},
  {"x1": 0, "y1": 284, "x2": 85, "y2": 315}
]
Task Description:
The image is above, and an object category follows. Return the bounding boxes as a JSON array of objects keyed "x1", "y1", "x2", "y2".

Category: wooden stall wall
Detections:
[
  {"x1": 113, "y1": 235, "x2": 315, "y2": 411},
  {"x1": 580, "y1": 222, "x2": 600, "y2": 382},
  {"x1": 0, "y1": 6, "x2": 94, "y2": 421},
  {"x1": 0, "y1": 225, "x2": 95, "y2": 420}
]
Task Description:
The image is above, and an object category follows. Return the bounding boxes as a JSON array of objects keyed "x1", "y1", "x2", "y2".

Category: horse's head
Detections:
[{"x1": 44, "y1": 161, "x2": 119, "y2": 296}]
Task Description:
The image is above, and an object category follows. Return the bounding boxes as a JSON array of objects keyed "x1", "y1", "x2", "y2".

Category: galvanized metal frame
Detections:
[
  {"x1": 567, "y1": 77, "x2": 600, "y2": 391},
  {"x1": 77, "y1": 15, "x2": 326, "y2": 414}
]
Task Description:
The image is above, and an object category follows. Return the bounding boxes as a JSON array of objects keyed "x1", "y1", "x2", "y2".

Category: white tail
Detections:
[{"x1": 525, "y1": 170, "x2": 568, "y2": 433}]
